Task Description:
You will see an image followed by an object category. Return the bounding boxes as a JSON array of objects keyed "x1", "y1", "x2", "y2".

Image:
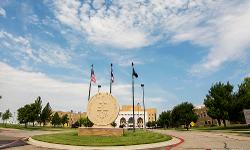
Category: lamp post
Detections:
[
  {"x1": 13, "y1": 112, "x2": 15, "y2": 124},
  {"x1": 141, "y1": 84, "x2": 146, "y2": 129},
  {"x1": 137, "y1": 102, "x2": 140, "y2": 128},
  {"x1": 70, "y1": 110, "x2": 73, "y2": 126},
  {"x1": 98, "y1": 85, "x2": 101, "y2": 93}
]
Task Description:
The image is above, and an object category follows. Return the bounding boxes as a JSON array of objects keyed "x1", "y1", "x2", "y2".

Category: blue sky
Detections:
[{"x1": 1, "y1": 0, "x2": 250, "y2": 115}]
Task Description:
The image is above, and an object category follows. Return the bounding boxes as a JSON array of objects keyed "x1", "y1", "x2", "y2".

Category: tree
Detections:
[
  {"x1": 72, "y1": 121, "x2": 80, "y2": 128},
  {"x1": 204, "y1": 82, "x2": 233, "y2": 127},
  {"x1": 227, "y1": 94, "x2": 245, "y2": 123},
  {"x1": 146, "y1": 121, "x2": 152, "y2": 128},
  {"x1": 151, "y1": 121, "x2": 156, "y2": 128},
  {"x1": 80, "y1": 117, "x2": 93, "y2": 127},
  {"x1": 29, "y1": 96, "x2": 42, "y2": 127},
  {"x1": 40, "y1": 102, "x2": 52, "y2": 126},
  {"x1": 17, "y1": 104, "x2": 31, "y2": 128},
  {"x1": 35, "y1": 96, "x2": 42, "y2": 125},
  {"x1": 78, "y1": 117, "x2": 84, "y2": 127},
  {"x1": 237, "y1": 77, "x2": 250, "y2": 109},
  {"x1": 2, "y1": 109, "x2": 12, "y2": 126},
  {"x1": 111, "y1": 122, "x2": 117, "y2": 128},
  {"x1": 171, "y1": 102, "x2": 198, "y2": 130},
  {"x1": 233, "y1": 77, "x2": 250, "y2": 123},
  {"x1": 157, "y1": 110, "x2": 171, "y2": 128},
  {"x1": 61, "y1": 114, "x2": 69, "y2": 126},
  {"x1": 51, "y1": 112, "x2": 61, "y2": 127}
]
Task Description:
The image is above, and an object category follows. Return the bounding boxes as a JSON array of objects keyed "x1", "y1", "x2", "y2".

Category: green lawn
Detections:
[
  {"x1": 32, "y1": 129, "x2": 172, "y2": 146},
  {"x1": 189, "y1": 125, "x2": 250, "y2": 136},
  {"x1": 0, "y1": 123, "x2": 74, "y2": 131},
  {"x1": 159, "y1": 125, "x2": 250, "y2": 133}
]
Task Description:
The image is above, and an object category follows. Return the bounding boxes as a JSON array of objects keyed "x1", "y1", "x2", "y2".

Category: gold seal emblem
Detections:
[{"x1": 87, "y1": 92, "x2": 119, "y2": 126}]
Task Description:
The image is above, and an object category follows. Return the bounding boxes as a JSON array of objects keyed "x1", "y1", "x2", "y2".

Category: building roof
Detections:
[{"x1": 194, "y1": 105, "x2": 205, "y2": 109}]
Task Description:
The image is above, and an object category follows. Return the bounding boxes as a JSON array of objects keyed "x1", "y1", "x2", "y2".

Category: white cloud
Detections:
[
  {"x1": 102, "y1": 51, "x2": 144, "y2": 67},
  {"x1": 189, "y1": 1, "x2": 250, "y2": 74},
  {"x1": 49, "y1": 0, "x2": 156, "y2": 49},
  {"x1": 0, "y1": 61, "x2": 87, "y2": 113},
  {"x1": 51, "y1": 0, "x2": 82, "y2": 32},
  {"x1": 0, "y1": 30, "x2": 73, "y2": 69},
  {"x1": 84, "y1": 17, "x2": 150, "y2": 49},
  {"x1": 35, "y1": 41, "x2": 72, "y2": 66},
  {"x1": 28, "y1": 14, "x2": 39, "y2": 25},
  {"x1": 0, "y1": 7, "x2": 6, "y2": 17},
  {"x1": 0, "y1": 30, "x2": 37, "y2": 61},
  {"x1": 49, "y1": 0, "x2": 250, "y2": 74},
  {"x1": 50, "y1": 0, "x2": 216, "y2": 50}
]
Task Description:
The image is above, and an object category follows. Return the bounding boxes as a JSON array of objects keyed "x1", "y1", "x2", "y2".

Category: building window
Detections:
[
  {"x1": 120, "y1": 117, "x2": 126, "y2": 125},
  {"x1": 203, "y1": 112, "x2": 206, "y2": 117}
]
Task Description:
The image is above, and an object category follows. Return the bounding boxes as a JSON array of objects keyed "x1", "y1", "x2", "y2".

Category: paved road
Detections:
[
  {"x1": 0, "y1": 128, "x2": 62, "y2": 150},
  {"x1": 1, "y1": 128, "x2": 250, "y2": 150},
  {"x1": 153, "y1": 129, "x2": 250, "y2": 150}
]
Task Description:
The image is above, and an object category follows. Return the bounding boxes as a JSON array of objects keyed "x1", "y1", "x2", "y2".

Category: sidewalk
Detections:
[{"x1": 28, "y1": 137, "x2": 182, "y2": 150}]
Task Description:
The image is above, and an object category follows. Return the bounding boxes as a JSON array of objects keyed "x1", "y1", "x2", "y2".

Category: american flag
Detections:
[{"x1": 91, "y1": 67, "x2": 96, "y2": 83}]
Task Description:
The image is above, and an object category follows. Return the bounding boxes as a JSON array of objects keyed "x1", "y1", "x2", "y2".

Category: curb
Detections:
[
  {"x1": 165, "y1": 136, "x2": 184, "y2": 150},
  {"x1": 28, "y1": 136, "x2": 181, "y2": 150}
]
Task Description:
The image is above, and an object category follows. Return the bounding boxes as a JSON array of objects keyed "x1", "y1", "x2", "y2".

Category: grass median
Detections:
[
  {"x1": 192, "y1": 125, "x2": 250, "y2": 131},
  {"x1": 32, "y1": 129, "x2": 172, "y2": 146}
]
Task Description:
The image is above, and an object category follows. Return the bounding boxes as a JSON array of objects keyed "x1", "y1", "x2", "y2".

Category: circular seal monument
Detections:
[
  {"x1": 78, "y1": 92, "x2": 124, "y2": 136},
  {"x1": 87, "y1": 92, "x2": 119, "y2": 127}
]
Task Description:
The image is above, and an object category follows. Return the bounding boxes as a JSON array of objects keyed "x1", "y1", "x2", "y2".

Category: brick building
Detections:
[{"x1": 193, "y1": 105, "x2": 217, "y2": 126}]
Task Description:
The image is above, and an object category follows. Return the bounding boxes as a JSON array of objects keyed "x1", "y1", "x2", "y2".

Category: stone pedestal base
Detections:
[{"x1": 78, "y1": 127, "x2": 124, "y2": 136}]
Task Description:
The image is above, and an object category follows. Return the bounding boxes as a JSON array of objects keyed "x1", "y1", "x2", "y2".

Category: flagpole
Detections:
[
  {"x1": 141, "y1": 84, "x2": 146, "y2": 129},
  {"x1": 132, "y1": 62, "x2": 135, "y2": 132},
  {"x1": 88, "y1": 64, "x2": 93, "y2": 101},
  {"x1": 110, "y1": 63, "x2": 112, "y2": 94}
]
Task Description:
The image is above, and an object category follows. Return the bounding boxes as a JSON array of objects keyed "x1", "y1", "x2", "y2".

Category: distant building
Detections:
[
  {"x1": 115, "y1": 105, "x2": 157, "y2": 128},
  {"x1": 53, "y1": 111, "x2": 87, "y2": 127},
  {"x1": 193, "y1": 105, "x2": 217, "y2": 126}
]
